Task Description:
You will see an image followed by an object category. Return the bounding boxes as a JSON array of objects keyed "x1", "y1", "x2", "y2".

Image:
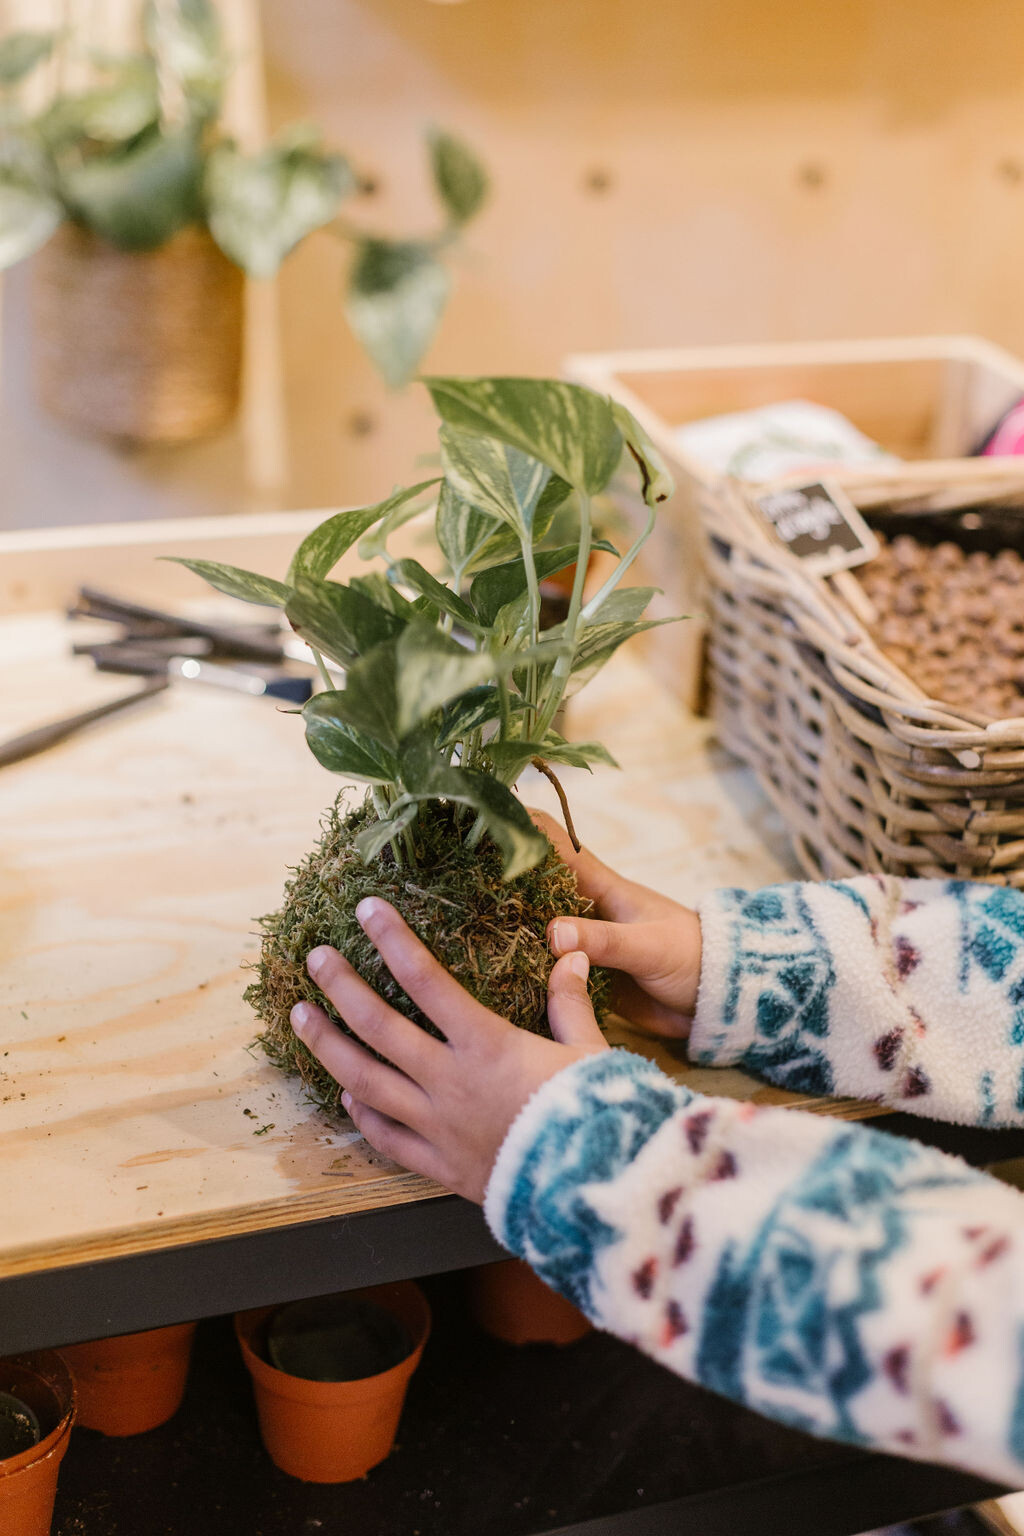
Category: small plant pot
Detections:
[
  {"x1": 59, "y1": 1321, "x2": 197, "y2": 1436},
  {"x1": 235, "y1": 1281, "x2": 431, "y2": 1483},
  {"x1": 0, "y1": 1351, "x2": 75, "y2": 1536},
  {"x1": 31, "y1": 222, "x2": 245, "y2": 444},
  {"x1": 467, "y1": 1259, "x2": 592, "y2": 1346}
]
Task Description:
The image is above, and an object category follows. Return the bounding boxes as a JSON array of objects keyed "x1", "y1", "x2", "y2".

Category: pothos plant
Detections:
[
  {"x1": 173, "y1": 376, "x2": 676, "y2": 1113},
  {"x1": 0, "y1": 2, "x2": 487, "y2": 384}
]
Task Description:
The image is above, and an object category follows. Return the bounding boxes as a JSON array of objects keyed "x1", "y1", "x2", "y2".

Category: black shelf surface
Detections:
[{"x1": 51, "y1": 1272, "x2": 1003, "y2": 1536}]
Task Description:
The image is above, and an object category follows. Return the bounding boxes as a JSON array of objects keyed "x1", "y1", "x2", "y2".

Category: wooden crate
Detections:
[{"x1": 566, "y1": 335, "x2": 1024, "y2": 712}]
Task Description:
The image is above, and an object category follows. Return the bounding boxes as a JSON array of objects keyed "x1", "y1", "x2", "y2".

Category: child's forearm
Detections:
[
  {"x1": 485, "y1": 1050, "x2": 1024, "y2": 1484},
  {"x1": 689, "y1": 877, "x2": 1024, "y2": 1127}
]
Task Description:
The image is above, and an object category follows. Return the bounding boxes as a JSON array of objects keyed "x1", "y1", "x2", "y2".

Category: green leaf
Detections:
[
  {"x1": 358, "y1": 477, "x2": 441, "y2": 562},
  {"x1": 0, "y1": 178, "x2": 61, "y2": 268},
  {"x1": 205, "y1": 136, "x2": 351, "y2": 277},
  {"x1": 397, "y1": 734, "x2": 547, "y2": 878},
  {"x1": 289, "y1": 484, "x2": 438, "y2": 583},
  {"x1": 59, "y1": 127, "x2": 203, "y2": 250},
  {"x1": 436, "y1": 684, "x2": 503, "y2": 748},
  {"x1": 162, "y1": 557, "x2": 291, "y2": 608},
  {"x1": 302, "y1": 693, "x2": 400, "y2": 783},
  {"x1": 424, "y1": 376, "x2": 623, "y2": 496},
  {"x1": 484, "y1": 736, "x2": 617, "y2": 778},
  {"x1": 585, "y1": 586, "x2": 659, "y2": 624},
  {"x1": 322, "y1": 642, "x2": 400, "y2": 751},
  {"x1": 346, "y1": 239, "x2": 450, "y2": 388},
  {"x1": 541, "y1": 735, "x2": 619, "y2": 769},
  {"x1": 567, "y1": 616, "x2": 679, "y2": 685},
  {"x1": 286, "y1": 577, "x2": 405, "y2": 668},
  {"x1": 428, "y1": 128, "x2": 487, "y2": 226},
  {"x1": 469, "y1": 541, "x2": 618, "y2": 628},
  {"x1": 0, "y1": 31, "x2": 54, "y2": 86},
  {"x1": 610, "y1": 400, "x2": 675, "y2": 507},
  {"x1": 394, "y1": 622, "x2": 498, "y2": 738},
  {"x1": 143, "y1": 0, "x2": 225, "y2": 117},
  {"x1": 354, "y1": 802, "x2": 418, "y2": 862},
  {"x1": 349, "y1": 572, "x2": 421, "y2": 621},
  {"x1": 37, "y1": 60, "x2": 159, "y2": 147},
  {"x1": 492, "y1": 592, "x2": 531, "y2": 646},
  {"x1": 387, "y1": 558, "x2": 479, "y2": 629},
  {"x1": 436, "y1": 481, "x2": 502, "y2": 581},
  {"x1": 439, "y1": 426, "x2": 552, "y2": 540}
]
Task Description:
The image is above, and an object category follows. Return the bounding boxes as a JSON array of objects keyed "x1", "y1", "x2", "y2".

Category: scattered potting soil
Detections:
[
  {"x1": 266, "y1": 1295, "x2": 412, "y2": 1382},
  {"x1": 0, "y1": 1389, "x2": 40, "y2": 1457},
  {"x1": 247, "y1": 793, "x2": 610, "y2": 1117}
]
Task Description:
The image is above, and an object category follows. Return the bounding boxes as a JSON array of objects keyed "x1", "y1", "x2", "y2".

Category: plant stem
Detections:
[
  {"x1": 401, "y1": 823, "x2": 417, "y2": 864},
  {"x1": 497, "y1": 673, "x2": 512, "y2": 743},
  {"x1": 534, "y1": 493, "x2": 592, "y2": 739},
  {"x1": 519, "y1": 533, "x2": 541, "y2": 730},
  {"x1": 372, "y1": 785, "x2": 403, "y2": 866},
  {"x1": 580, "y1": 500, "x2": 656, "y2": 622},
  {"x1": 465, "y1": 812, "x2": 486, "y2": 850},
  {"x1": 531, "y1": 757, "x2": 581, "y2": 851},
  {"x1": 310, "y1": 647, "x2": 333, "y2": 692}
]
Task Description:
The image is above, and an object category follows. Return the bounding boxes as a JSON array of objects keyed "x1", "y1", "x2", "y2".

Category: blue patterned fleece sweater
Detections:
[{"x1": 483, "y1": 876, "x2": 1024, "y2": 1485}]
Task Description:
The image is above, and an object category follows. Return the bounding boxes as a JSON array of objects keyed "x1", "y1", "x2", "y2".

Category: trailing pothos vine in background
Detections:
[
  {"x1": 0, "y1": 1, "x2": 487, "y2": 385},
  {"x1": 171, "y1": 375, "x2": 676, "y2": 878}
]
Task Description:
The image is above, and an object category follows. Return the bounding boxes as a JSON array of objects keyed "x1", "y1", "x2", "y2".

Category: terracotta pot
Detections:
[
  {"x1": 31, "y1": 222, "x2": 244, "y2": 444},
  {"x1": 0, "y1": 1351, "x2": 75, "y2": 1536},
  {"x1": 468, "y1": 1259, "x2": 592, "y2": 1345},
  {"x1": 235, "y1": 1281, "x2": 431, "y2": 1483},
  {"x1": 60, "y1": 1321, "x2": 197, "y2": 1436}
]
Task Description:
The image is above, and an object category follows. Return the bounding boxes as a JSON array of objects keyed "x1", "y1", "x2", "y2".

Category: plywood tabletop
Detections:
[{"x1": 0, "y1": 516, "x2": 876, "y2": 1284}]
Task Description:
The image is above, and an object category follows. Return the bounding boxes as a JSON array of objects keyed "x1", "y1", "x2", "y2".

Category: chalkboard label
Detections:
[{"x1": 752, "y1": 479, "x2": 879, "y2": 575}]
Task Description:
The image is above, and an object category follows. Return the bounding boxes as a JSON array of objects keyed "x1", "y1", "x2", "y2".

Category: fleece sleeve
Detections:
[
  {"x1": 484, "y1": 1049, "x2": 1024, "y2": 1485},
  {"x1": 688, "y1": 876, "x2": 1024, "y2": 1127}
]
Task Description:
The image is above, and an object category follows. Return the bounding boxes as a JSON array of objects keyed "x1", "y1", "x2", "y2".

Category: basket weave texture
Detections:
[
  {"x1": 31, "y1": 222, "x2": 244, "y2": 444},
  {"x1": 702, "y1": 465, "x2": 1024, "y2": 886}
]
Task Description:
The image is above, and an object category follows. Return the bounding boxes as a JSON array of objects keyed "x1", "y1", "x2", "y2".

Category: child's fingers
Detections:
[
  {"x1": 528, "y1": 807, "x2": 677, "y2": 923},
  {"x1": 305, "y1": 944, "x2": 444, "y2": 1082},
  {"x1": 609, "y1": 974, "x2": 693, "y2": 1039},
  {"x1": 354, "y1": 898, "x2": 501, "y2": 1042},
  {"x1": 290, "y1": 1000, "x2": 427, "y2": 1127},
  {"x1": 527, "y1": 807, "x2": 620, "y2": 909},
  {"x1": 546, "y1": 952, "x2": 608, "y2": 1051},
  {"x1": 548, "y1": 915, "x2": 669, "y2": 978},
  {"x1": 340, "y1": 1094, "x2": 450, "y2": 1190}
]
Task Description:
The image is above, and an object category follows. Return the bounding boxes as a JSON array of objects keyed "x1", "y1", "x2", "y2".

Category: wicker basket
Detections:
[
  {"x1": 31, "y1": 222, "x2": 244, "y2": 445},
  {"x1": 702, "y1": 462, "x2": 1024, "y2": 886},
  {"x1": 566, "y1": 337, "x2": 1024, "y2": 711}
]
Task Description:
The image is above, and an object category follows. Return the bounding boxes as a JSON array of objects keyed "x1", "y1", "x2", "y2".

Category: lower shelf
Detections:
[{"x1": 50, "y1": 1268, "x2": 1000, "y2": 1536}]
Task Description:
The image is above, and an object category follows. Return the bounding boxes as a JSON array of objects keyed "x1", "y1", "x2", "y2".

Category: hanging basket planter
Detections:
[
  {"x1": 30, "y1": 222, "x2": 244, "y2": 446},
  {"x1": 0, "y1": 1351, "x2": 76, "y2": 1536}
]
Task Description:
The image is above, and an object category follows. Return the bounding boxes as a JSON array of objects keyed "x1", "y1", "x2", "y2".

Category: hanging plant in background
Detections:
[
  {"x1": 172, "y1": 375, "x2": 678, "y2": 1116},
  {"x1": 0, "y1": 0, "x2": 487, "y2": 440}
]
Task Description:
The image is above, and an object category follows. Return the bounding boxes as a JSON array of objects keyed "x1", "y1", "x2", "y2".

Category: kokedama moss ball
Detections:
[{"x1": 246, "y1": 794, "x2": 611, "y2": 1118}]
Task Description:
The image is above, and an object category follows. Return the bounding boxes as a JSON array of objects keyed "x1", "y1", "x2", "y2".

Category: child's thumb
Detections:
[
  {"x1": 546, "y1": 952, "x2": 607, "y2": 1051},
  {"x1": 549, "y1": 915, "x2": 662, "y2": 980}
]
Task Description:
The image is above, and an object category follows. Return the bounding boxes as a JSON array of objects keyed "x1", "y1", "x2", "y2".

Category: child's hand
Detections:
[
  {"x1": 289, "y1": 897, "x2": 608, "y2": 1204},
  {"x1": 532, "y1": 809, "x2": 702, "y2": 1039}
]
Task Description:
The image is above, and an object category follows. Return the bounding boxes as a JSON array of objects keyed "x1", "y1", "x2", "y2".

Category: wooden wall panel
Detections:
[{"x1": 4, "y1": 0, "x2": 1024, "y2": 527}]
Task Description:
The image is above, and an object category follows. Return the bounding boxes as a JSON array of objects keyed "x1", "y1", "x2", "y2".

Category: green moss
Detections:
[{"x1": 246, "y1": 793, "x2": 611, "y2": 1118}]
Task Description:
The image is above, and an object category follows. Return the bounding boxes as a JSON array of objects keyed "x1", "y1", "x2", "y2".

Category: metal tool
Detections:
[{"x1": 0, "y1": 679, "x2": 170, "y2": 770}]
